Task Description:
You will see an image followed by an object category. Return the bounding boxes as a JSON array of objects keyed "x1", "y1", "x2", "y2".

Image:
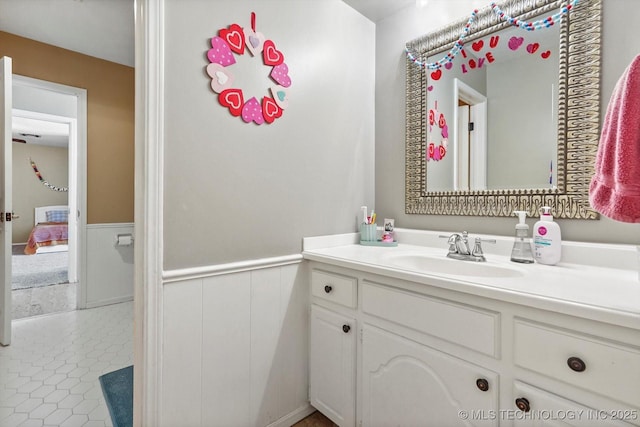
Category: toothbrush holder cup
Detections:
[{"x1": 360, "y1": 223, "x2": 378, "y2": 242}]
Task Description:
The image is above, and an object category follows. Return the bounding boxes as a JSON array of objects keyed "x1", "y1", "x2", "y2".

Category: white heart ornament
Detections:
[
  {"x1": 244, "y1": 28, "x2": 265, "y2": 56},
  {"x1": 206, "y1": 63, "x2": 234, "y2": 93},
  {"x1": 270, "y1": 86, "x2": 289, "y2": 110}
]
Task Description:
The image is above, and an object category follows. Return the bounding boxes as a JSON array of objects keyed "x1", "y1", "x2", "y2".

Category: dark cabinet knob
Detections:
[
  {"x1": 342, "y1": 324, "x2": 351, "y2": 333},
  {"x1": 567, "y1": 357, "x2": 586, "y2": 372},
  {"x1": 476, "y1": 378, "x2": 489, "y2": 392},
  {"x1": 324, "y1": 285, "x2": 333, "y2": 293},
  {"x1": 515, "y1": 397, "x2": 530, "y2": 412}
]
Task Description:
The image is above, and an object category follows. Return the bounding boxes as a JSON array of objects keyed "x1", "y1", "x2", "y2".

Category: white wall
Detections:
[
  {"x1": 375, "y1": 0, "x2": 640, "y2": 244},
  {"x1": 85, "y1": 223, "x2": 134, "y2": 308},
  {"x1": 162, "y1": 0, "x2": 375, "y2": 270},
  {"x1": 161, "y1": 262, "x2": 310, "y2": 427},
  {"x1": 154, "y1": 1, "x2": 374, "y2": 425}
]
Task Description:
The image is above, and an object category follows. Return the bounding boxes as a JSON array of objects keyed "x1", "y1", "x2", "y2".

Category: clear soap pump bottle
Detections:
[{"x1": 511, "y1": 211, "x2": 535, "y2": 263}]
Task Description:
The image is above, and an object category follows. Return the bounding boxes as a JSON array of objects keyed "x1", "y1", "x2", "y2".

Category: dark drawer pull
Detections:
[
  {"x1": 476, "y1": 378, "x2": 489, "y2": 392},
  {"x1": 567, "y1": 356, "x2": 586, "y2": 372},
  {"x1": 324, "y1": 285, "x2": 333, "y2": 293},
  {"x1": 342, "y1": 324, "x2": 351, "y2": 333},
  {"x1": 515, "y1": 397, "x2": 530, "y2": 412}
]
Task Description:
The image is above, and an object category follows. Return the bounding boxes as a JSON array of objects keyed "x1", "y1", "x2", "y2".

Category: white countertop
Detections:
[{"x1": 303, "y1": 229, "x2": 640, "y2": 330}]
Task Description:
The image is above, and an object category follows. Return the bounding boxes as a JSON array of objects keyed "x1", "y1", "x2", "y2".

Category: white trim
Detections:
[
  {"x1": 134, "y1": 0, "x2": 164, "y2": 426},
  {"x1": 85, "y1": 295, "x2": 133, "y2": 309},
  {"x1": 12, "y1": 75, "x2": 88, "y2": 310},
  {"x1": 162, "y1": 254, "x2": 304, "y2": 283},
  {"x1": 453, "y1": 78, "x2": 487, "y2": 191},
  {"x1": 266, "y1": 404, "x2": 316, "y2": 427},
  {"x1": 86, "y1": 222, "x2": 134, "y2": 229}
]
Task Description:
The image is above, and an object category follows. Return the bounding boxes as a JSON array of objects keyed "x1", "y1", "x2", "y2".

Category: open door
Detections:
[{"x1": 0, "y1": 56, "x2": 12, "y2": 346}]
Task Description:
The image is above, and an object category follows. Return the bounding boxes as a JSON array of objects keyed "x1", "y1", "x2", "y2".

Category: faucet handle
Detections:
[{"x1": 472, "y1": 237, "x2": 496, "y2": 257}]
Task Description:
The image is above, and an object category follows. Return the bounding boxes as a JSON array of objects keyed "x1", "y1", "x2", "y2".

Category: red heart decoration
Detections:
[
  {"x1": 472, "y1": 40, "x2": 484, "y2": 52},
  {"x1": 263, "y1": 40, "x2": 284, "y2": 66},
  {"x1": 219, "y1": 24, "x2": 245, "y2": 55},
  {"x1": 439, "y1": 145, "x2": 447, "y2": 159},
  {"x1": 526, "y1": 42, "x2": 540, "y2": 54},
  {"x1": 218, "y1": 89, "x2": 244, "y2": 117},
  {"x1": 430, "y1": 69, "x2": 442, "y2": 81},
  {"x1": 262, "y1": 97, "x2": 283, "y2": 124},
  {"x1": 541, "y1": 50, "x2": 551, "y2": 59},
  {"x1": 427, "y1": 143, "x2": 435, "y2": 160}
]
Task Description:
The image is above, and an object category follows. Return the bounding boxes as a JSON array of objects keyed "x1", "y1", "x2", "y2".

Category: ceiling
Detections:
[{"x1": 342, "y1": 0, "x2": 415, "y2": 22}]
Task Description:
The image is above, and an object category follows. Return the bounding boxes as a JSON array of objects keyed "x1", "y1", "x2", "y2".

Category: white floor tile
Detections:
[{"x1": 0, "y1": 302, "x2": 133, "y2": 427}]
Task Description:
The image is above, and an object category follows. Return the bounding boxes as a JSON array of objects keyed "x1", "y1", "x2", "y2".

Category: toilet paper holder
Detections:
[{"x1": 115, "y1": 233, "x2": 134, "y2": 246}]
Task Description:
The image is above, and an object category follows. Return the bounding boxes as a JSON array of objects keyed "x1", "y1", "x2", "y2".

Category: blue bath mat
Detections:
[{"x1": 99, "y1": 365, "x2": 133, "y2": 427}]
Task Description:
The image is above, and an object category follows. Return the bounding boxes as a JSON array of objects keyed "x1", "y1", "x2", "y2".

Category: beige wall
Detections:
[
  {"x1": 12, "y1": 143, "x2": 68, "y2": 243},
  {"x1": 0, "y1": 31, "x2": 134, "y2": 224}
]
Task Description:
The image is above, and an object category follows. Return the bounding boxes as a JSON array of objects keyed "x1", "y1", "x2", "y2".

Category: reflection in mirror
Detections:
[
  {"x1": 426, "y1": 22, "x2": 560, "y2": 192},
  {"x1": 406, "y1": 0, "x2": 602, "y2": 218}
]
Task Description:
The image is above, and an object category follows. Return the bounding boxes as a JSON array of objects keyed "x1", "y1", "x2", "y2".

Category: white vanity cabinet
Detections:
[
  {"x1": 307, "y1": 259, "x2": 640, "y2": 427},
  {"x1": 310, "y1": 269, "x2": 358, "y2": 427},
  {"x1": 362, "y1": 324, "x2": 498, "y2": 426}
]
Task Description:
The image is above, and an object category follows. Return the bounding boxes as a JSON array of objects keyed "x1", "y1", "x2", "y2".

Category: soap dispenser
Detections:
[{"x1": 511, "y1": 211, "x2": 534, "y2": 263}]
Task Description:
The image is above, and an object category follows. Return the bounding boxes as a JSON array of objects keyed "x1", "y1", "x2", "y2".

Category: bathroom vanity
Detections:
[{"x1": 303, "y1": 229, "x2": 640, "y2": 427}]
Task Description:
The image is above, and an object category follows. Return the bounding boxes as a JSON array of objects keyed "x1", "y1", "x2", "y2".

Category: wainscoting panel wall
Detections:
[
  {"x1": 86, "y1": 223, "x2": 134, "y2": 308},
  {"x1": 161, "y1": 260, "x2": 312, "y2": 427}
]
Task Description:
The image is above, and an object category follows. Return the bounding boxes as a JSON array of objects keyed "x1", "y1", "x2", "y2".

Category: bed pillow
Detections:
[{"x1": 46, "y1": 209, "x2": 68, "y2": 223}]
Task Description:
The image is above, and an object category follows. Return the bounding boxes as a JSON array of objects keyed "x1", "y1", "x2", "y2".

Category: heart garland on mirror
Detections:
[{"x1": 206, "y1": 13, "x2": 290, "y2": 125}]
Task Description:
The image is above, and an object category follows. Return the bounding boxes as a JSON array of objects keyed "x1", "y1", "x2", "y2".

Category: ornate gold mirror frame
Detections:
[{"x1": 405, "y1": 0, "x2": 601, "y2": 218}]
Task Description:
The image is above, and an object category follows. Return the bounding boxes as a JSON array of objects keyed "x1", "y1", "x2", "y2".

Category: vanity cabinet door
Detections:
[
  {"x1": 310, "y1": 305, "x2": 356, "y2": 427},
  {"x1": 362, "y1": 324, "x2": 498, "y2": 427}
]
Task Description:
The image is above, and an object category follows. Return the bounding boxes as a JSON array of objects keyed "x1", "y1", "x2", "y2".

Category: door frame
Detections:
[
  {"x1": 12, "y1": 75, "x2": 88, "y2": 309},
  {"x1": 134, "y1": 0, "x2": 164, "y2": 425}
]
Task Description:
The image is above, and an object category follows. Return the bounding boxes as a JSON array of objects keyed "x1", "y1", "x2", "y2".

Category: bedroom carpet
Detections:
[{"x1": 11, "y1": 244, "x2": 68, "y2": 290}]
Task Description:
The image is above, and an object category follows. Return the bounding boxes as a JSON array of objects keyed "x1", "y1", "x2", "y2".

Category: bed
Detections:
[{"x1": 24, "y1": 205, "x2": 69, "y2": 255}]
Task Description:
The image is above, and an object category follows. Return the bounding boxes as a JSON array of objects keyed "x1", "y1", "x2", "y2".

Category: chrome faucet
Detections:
[{"x1": 441, "y1": 231, "x2": 496, "y2": 262}]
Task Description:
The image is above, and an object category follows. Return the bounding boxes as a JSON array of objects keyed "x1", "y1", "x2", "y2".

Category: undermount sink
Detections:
[{"x1": 385, "y1": 253, "x2": 524, "y2": 278}]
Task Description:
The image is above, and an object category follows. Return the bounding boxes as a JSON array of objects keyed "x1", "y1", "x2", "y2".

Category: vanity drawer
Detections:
[
  {"x1": 311, "y1": 269, "x2": 357, "y2": 308},
  {"x1": 514, "y1": 319, "x2": 640, "y2": 409},
  {"x1": 361, "y1": 282, "x2": 499, "y2": 357}
]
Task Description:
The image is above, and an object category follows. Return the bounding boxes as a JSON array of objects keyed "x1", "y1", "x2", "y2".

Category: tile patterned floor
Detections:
[{"x1": 0, "y1": 302, "x2": 133, "y2": 427}]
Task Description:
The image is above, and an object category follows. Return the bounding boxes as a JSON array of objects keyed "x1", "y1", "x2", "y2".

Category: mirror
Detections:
[{"x1": 405, "y1": 0, "x2": 602, "y2": 219}]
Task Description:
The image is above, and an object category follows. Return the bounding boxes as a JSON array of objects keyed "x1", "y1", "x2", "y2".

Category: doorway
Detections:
[{"x1": 9, "y1": 76, "x2": 87, "y2": 320}]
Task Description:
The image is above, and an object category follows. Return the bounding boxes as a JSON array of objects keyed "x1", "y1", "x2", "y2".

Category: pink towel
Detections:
[{"x1": 589, "y1": 54, "x2": 640, "y2": 223}]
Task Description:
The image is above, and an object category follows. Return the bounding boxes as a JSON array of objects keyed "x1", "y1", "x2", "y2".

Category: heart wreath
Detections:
[{"x1": 206, "y1": 13, "x2": 291, "y2": 125}]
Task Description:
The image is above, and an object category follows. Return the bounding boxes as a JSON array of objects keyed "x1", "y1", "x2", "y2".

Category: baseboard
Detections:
[
  {"x1": 85, "y1": 295, "x2": 133, "y2": 309},
  {"x1": 267, "y1": 403, "x2": 316, "y2": 427}
]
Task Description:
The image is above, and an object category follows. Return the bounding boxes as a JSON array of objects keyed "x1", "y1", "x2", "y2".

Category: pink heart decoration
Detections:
[
  {"x1": 270, "y1": 63, "x2": 291, "y2": 87},
  {"x1": 241, "y1": 97, "x2": 264, "y2": 125},
  {"x1": 508, "y1": 36, "x2": 524, "y2": 51},
  {"x1": 526, "y1": 43, "x2": 540, "y2": 54},
  {"x1": 427, "y1": 85, "x2": 434, "y2": 92},
  {"x1": 244, "y1": 28, "x2": 265, "y2": 56},
  {"x1": 208, "y1": 37, "x2": 236, "y2": 67},
  {"x1": 444, "y1": 62, "x2": 453, "y2": 70},
  {"x1": 263, "y1": 40, "x2": 284, "y2": 66},
  {"x1": 206, "y1": 63, "x2": 235, "y2": 93},
  {"x1": 219, "y1": 24, "x2": 245, "y2": 55}
]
